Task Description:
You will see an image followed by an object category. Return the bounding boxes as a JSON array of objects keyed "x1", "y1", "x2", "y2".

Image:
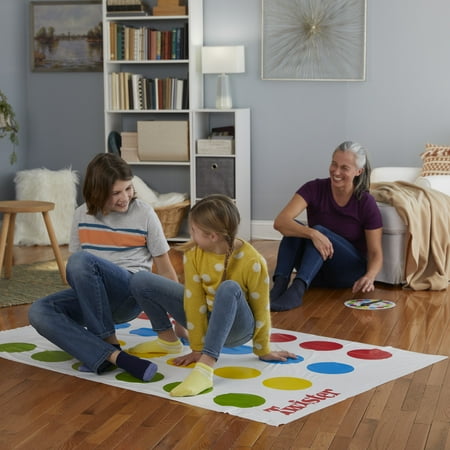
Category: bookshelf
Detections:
[
  {"x1": 191, "y1": 109, "x2": 251, "y2": 240},
  {"x1": 103, "y1": 1, "x2": 252, "y2": 240}
]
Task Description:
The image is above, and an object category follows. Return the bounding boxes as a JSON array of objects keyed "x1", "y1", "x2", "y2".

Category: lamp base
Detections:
[{"x1": 215, "y1": 73, "x2": 232, "y2": 109}]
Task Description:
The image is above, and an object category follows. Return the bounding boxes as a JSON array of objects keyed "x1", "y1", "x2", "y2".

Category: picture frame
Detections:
[
  {"x1": 261, "y1": 0, "x2": 367, "y2": 81},
  {"x1": 30, "y1": 0, "x2": 103, "y2": 72}
]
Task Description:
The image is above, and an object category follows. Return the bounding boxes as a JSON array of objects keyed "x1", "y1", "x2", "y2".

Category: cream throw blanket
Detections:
[{"x1": 370, "y1": 181, "x2": 450, "y2": 291}]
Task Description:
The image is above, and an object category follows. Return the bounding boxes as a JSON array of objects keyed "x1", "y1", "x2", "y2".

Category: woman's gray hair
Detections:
[{"x1": 334, "y1": 141, "x2": 372, "y2": 199}]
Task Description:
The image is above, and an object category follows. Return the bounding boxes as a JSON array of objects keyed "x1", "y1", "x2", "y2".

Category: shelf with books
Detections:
[{"x1": 103, "y1": 1, "x2": 203, "y2": 240}]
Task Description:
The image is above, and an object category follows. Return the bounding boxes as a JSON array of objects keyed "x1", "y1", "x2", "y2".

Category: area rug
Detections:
[
  {"x1": 0, "y1": 316, "x2": 446, "y2": 426},
  {"x1": 0, "y1": 260, "x2": 66, "y2": 307}
]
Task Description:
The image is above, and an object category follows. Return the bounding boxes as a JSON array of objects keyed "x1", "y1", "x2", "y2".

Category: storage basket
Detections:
[{"x1": 154, "y1": 199, "x2": 190, "y2": 238}]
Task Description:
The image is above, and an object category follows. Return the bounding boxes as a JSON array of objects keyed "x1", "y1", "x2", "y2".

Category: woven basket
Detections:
[{"x1": 154, "y1": 199, "x2": 190, "y2": 238}]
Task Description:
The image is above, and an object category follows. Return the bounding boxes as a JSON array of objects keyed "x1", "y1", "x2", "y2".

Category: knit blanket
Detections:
[{"x1": 370, "y1": 181, "x2": 450, "y2": 290}]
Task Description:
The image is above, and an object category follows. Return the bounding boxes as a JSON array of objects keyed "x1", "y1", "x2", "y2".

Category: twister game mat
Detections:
[{"x1": 0, "y1": 316, "x2": 446, "y2": 426}]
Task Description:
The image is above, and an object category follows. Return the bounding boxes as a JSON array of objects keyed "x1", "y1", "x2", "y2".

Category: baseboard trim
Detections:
[{"x1": 251, "y1": 220, "x2": 281, "y2": 240}]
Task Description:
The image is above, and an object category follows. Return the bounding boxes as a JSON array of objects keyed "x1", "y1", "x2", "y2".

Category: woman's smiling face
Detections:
[{"x1": 329, "y1": 150, "x2": 363, "y2": 191}]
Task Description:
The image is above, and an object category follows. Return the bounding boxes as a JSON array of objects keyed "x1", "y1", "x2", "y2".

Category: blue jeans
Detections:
[
  {"x1": 130, "y1": 274, "x2": 254, "y2": 360},
  {"x1": 28, "y1": 251, "x2": 176, "y2": 373},
  {"x1": 273, "y1": 225, "x2": 367, "y2": 288}
]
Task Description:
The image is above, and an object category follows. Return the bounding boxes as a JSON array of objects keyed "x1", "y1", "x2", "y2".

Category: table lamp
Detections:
[{"x1": 201, "y1": 46, "x2": 245, "y2": 109}]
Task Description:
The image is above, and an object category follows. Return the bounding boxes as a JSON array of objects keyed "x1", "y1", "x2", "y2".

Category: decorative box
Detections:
[{"x1": 197, "y1": 139, "x2": 235, "y2": 155}]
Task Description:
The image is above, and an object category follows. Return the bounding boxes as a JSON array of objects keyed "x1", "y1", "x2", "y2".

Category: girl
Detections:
[
  {"x1": 29, "y1": 153, "x2": 184, "y2": 381},
  {"x1": 129, "y1": 194, "x2": 296, "y2": 397}
]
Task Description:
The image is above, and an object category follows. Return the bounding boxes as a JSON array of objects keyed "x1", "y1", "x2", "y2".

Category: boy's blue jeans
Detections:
[
  {"x1": 273, "y1": 225, "x2": 367, "y2": 288},
  {"x1": 28, "y1": 251, "x2": 182, "y2": 373},
  {"x1": 130, "y1": 273, "x2": 254, "y2": 360}
]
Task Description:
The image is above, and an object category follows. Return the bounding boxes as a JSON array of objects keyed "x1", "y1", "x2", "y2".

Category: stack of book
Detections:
[
  {"x1": 109, "y1": 72, "x2": 188, "y2": 111},
  {"x1": 106, "y1": 0, "x2": 150, "y2": 16},
  {"x1": 108, "y1": 23, "x2": 188, "y2": 61}
]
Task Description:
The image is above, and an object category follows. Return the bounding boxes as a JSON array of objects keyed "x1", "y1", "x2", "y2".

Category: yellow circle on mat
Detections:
[
  {"x1": 263, "y1": 377, "x2": 312, "y2": 390},
  {"x1": 166, "y1": 358, "x2": 196, "y2": 368},
  {"x1": 214, "y1": 366, "x2": 261, "y2": 379}
]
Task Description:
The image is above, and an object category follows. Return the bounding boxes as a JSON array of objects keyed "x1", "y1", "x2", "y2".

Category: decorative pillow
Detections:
[{"x1": 420, "y1": 144, "x2": 450, "y2": 176}]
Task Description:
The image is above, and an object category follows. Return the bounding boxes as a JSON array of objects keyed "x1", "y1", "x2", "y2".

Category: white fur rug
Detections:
[{"x1": 14, "y1": 168, "x2": 79, "y2": 245}]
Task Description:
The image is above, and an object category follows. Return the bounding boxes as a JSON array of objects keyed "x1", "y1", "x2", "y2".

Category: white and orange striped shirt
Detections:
[{"x1": 69, "y1": 199, "x2": 169, "y2": 273}]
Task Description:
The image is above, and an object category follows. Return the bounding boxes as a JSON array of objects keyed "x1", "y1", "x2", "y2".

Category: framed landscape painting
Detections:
[
  {"x1": 262, "y1": 0, "x2": 367, "y2": 81},
  {"x1": 30, "y1": 0, "x2": 103, "y2": 72}
]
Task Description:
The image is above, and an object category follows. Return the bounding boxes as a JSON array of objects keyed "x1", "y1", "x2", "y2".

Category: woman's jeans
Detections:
[
  {"x1": 273, "y1": 225, "x2": 367, "y2": 288},
  {"x1": 28, "y1": 251, "x2": 182, "y2": 373},
  {"x1": 130, "y1": 274, "x2": 255, "y2": 360}
]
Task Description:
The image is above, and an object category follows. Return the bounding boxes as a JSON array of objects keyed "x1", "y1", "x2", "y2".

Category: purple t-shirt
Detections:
[{"x1": 297, "y1": 178, "x2": 382, "y2": 254}]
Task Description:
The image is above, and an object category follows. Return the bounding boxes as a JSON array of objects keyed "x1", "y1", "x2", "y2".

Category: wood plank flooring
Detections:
[{"x1": 0, "y1": 242, "x2": 449, "y2": 449}]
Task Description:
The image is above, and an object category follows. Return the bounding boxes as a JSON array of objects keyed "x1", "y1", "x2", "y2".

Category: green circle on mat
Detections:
[
  {"x1": 115, "y1": 371, "x2": 163, "y2": 383},
  {"x1": 0, "y1": 342, "x2": 37, "y2": 353},
  {"x1": 31, "y1": 350, "x2": 73, "y2": 362},
  {"x1": 214, "y1": 393, "x2": 266, "y2": 408}
]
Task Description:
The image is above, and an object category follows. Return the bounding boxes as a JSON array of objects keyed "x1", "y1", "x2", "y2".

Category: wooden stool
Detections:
[{"x1": 0, "y1": 200, "x2": 67, "y2": 284}]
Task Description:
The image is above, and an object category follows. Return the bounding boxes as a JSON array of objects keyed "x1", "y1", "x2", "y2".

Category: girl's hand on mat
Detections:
[
  {"x1": 172, "y1": 351, "x2": 202, "y2": 366},
  {"x1": 259, "y1": 350, "x2": 297, "y2": 362}
]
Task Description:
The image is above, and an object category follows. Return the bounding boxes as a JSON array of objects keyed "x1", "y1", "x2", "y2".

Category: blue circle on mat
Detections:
[
  {"x1": 115, "y1": 323, "x2": 131, "y2": 329},
  {"x1": 307, "y1": 362, "x2": 354, "y2": 374},
  {"x1": 264, "y1": 355, "x2": 304, "y2": 365},
  {"x1": 130, "y1": 328, "x2": 157, "y2": 337},
  {"x1": 221, "y1": 345, "x2": 253, "y2": 355}
]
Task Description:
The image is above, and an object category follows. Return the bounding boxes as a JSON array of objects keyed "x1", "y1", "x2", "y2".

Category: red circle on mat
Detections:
[
  {"x1": 300, "y1": 341, "x2": 343, "y2": 351},
  {"x1": 138, "y1": 312, "x2": 149, "y2": 320},
  {"x1": 270, "y1": 333, "x2": 297, "y2": 343},
  {"x1": 347, "y1": 349, "x2": 393, "y2": 360}
]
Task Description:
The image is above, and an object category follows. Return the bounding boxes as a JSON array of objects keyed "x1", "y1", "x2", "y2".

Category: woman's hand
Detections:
[
  {"x1": 259, "y1": 350, "x2": 297, "y2": 362},
  {"x1": 352, "y1": 275, "x2": 375, "y2": 294},
  {"x1": 172, "y1": 351, "x2": 202, "y2": 366},
  {"x1": 311, "y1": 229, "x2": 334, "y2": 260}
]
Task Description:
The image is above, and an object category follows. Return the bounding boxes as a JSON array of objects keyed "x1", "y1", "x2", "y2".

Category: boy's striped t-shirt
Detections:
[{"x1": 69, "y1": 199, "x2": 169, "y2": 273}]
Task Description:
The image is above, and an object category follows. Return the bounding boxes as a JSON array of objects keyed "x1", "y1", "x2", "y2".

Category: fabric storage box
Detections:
[
  {"x1": 197, "y1": 139, "x2": 235, "y2": 155},
  {"x1": 196, "y1": 157, "x2": 235, "y2": 198},
  {"x1": 137, "y1": 121, "x2": 189, "y2": 162}
]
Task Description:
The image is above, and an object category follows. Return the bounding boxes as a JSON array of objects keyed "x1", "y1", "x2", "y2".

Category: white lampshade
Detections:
[
  {"x1": 201, "y1": 46, "x2": 245, "y2": 74},
  {"x1": 201, "y1": 46, "x2": 245, "y2": 109}
]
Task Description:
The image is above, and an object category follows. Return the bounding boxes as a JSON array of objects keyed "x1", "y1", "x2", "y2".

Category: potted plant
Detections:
[{"x1": 0, "y1": 89, "x2": 19, "y2": 164}]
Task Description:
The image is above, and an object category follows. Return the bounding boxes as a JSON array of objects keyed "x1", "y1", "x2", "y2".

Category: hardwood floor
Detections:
[{"x1": 0, "y1": 242, "x2": 449, "y2": 449}]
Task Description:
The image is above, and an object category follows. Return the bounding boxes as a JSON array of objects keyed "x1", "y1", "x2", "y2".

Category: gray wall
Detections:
[{"x1": 1, "y1": 0, "x2": 449, "y2": 220}]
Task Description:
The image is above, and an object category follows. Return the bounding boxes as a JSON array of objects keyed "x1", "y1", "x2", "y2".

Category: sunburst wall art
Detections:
[{"x1": 262, "y1": 0, "x2": 367, "y2": 81}]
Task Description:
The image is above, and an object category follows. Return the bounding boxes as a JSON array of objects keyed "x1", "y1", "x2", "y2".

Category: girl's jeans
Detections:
[
  {"x1": 273, "y1": 225, "x2": 367, "y2": 288},
  {"x1": 28, "y1": 251, "x2": 182, "y2": 373},
  {"x1": 130, "y1": 273, "x2": 254, "y2": 360}
]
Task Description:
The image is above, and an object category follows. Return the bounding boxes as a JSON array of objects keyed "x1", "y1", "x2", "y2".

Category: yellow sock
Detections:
[
  {"x1": 170, "y1": 362, "x2": 213, "y2": 397},
  {"x1": 129, "y1": 338, "x2": 183, "y2": 355}
]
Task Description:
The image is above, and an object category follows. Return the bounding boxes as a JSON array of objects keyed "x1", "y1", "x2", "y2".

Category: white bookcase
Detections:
[
  {"x1": 102, "y1": 0, "x2": 251, "y2": 240},
  {"x1": 191, "y1": 108, "x2": 251, "y2": 240}
]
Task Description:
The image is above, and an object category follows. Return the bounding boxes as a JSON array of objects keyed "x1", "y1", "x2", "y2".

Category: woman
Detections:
[
  {"x1": 28, "y1": 153, "x2": 183, "y2": 381},
  {"x1": 270, "y1": 141, "x2": 383, "y2": 311}
]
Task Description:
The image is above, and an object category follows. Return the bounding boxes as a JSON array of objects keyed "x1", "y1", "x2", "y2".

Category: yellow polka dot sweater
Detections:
[{"x1": 183, "y1": 240, "x2": 272, "y2": 357}]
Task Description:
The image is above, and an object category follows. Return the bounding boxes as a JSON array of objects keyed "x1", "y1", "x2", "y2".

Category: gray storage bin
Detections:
[{"x1": 196, "y1": 157, "x2": 235, "y2": 198}]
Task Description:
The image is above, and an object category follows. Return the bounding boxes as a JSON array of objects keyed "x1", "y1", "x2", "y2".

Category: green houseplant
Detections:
[{"x1": 0, "y1": 89, "x2": 19, "y2": 164}]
